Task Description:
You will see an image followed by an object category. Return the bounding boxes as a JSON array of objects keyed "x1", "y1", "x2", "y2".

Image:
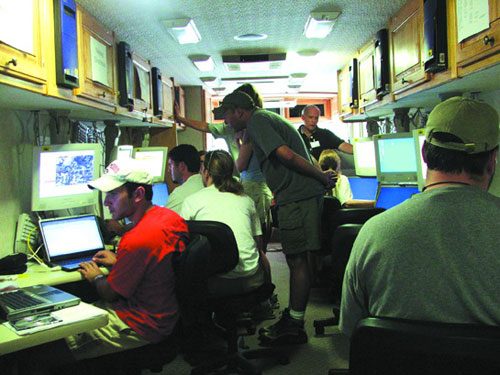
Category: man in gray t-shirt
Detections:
[
  {"x1": 340, "y1": 97, "x2": 500, "y2": 337},
  {"x1": 214, "y1": 91, "x2": 336, "y2": 345}
]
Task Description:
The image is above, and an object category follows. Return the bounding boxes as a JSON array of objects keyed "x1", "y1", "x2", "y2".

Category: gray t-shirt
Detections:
[
  {"x1": 246, "y1": 109, "x2": 324, "y2": 205},
  {"x1": 339, "y1": 185, "x2": 500, "y2": 337}
]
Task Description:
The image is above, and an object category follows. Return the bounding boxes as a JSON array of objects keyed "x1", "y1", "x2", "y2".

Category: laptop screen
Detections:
[
  {"x1": 375, "y1": 186, "x2": 420, "y2": 210},
  {"x1": 152, "y1": 183, "x2": 169, "y2": 206},
  {"x1": 40, "y1": 215, "x2": 104, "y2": 258},
  {"x1": 348, "y1": 177, "x2": 378, "y2": 200}
]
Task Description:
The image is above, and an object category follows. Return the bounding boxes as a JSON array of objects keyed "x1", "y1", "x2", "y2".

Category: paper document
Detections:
[
  {"x1": 90, "y1": 36, "x2": 110, "y2": 87},
  {"x1": 0, "y1": 0, "x2": 34, "y2": 54},
  {"x1": 456, "y1": 0, "x2": 490, "y2": 43}
]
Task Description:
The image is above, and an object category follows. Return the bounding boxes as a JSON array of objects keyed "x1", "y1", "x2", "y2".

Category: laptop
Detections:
[
  {"x1": 375, "y1": 185, "x2": 420, "y2": 210},
  {"x1": 348, "y1": 177, "x2": 378, "y2": 201},
  {"x1": 39, "y1": 215, "x2": 105, "y2": 271},
  {"x1": 0, "y1": 284, "x2": 80, "y2": 321}
]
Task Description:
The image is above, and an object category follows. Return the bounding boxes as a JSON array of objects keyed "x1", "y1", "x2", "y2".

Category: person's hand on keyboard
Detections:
[
  {"x1": 78, "y1": 260, "x2": 103, "y2": 283},
  {"x1": 92, "y1": 250, "x2": 117, "y2": 267}
]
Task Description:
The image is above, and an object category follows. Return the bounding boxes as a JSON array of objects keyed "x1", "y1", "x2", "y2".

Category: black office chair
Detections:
[
  {"x1": 182, "y1": 220, "x2": 289, "y2": 375},
  {"x1": 329, "y1": 317, "x2": 500, "y2": 375}
]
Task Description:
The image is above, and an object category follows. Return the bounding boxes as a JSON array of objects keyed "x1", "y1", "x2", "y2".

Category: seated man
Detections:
[
  {"x1": 340, "y1": 97, "x2": 500, "y2": 337},
  {"x1": 166, "y1": 144, "x2": 204, "y2": 214}
]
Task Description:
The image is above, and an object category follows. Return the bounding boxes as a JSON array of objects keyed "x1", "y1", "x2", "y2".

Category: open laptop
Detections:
[
  {"x1": 39, "y1": 215, "x2": 105, "y2": 271},
  {"x1": 0, "y1": 285, "x2": 80, "y2": 321},
  {"x1": 375, "y1": 185, "x2": 420, "y2": 210}
]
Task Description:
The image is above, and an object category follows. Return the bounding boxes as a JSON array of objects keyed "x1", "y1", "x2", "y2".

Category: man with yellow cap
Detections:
[{"x1": 339, "y1": 96, "x2": 500, "y2": 337}]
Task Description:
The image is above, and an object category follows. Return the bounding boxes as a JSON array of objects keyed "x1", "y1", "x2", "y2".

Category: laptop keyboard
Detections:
[
  {"x1": 0, "y1": 290, "x2": 44, "y2": 309},
  {"x1": 57, "y1": 256, "x2": 93, "y2": 267}
]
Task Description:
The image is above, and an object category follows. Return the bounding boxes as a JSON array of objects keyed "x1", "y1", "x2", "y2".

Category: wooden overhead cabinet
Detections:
[
  {"x1": 75, "y1": 6, "x2": 118, "y2": 107},
  {"x1": 358, "y1": 41, "x2": 377, "y2": 108},
  {"x1": 337, "y1": 61, "x2": 358, "y2": 117},
  {"x1": 455, "y1": 0, "x2": 500, "y2": 76},
  {"x1": 389, "y1": 0, "x2": 429, "y2": 95},
  {"x1": 0, "y1": 0, "x2": 47, "y2": 87}
]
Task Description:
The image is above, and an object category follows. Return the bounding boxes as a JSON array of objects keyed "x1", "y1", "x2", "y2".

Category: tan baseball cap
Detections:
[
  {"x1": 425, "y1": 97, "x2": 499, "y2": 154},
  {"x1": 88, "y1": 158, "x2": 153, "y2": 192}
]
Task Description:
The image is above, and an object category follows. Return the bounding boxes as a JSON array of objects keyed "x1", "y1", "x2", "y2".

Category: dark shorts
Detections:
[{"x1": 277, "y1": 196, "x2": 323, "y2": 255}]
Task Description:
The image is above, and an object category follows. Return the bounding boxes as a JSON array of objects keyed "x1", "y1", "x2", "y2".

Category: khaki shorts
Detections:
[
  {"x1": 277, "y1": 196, "x2": 323, "y2": 255},
  {"x1": 66, "y1": 300, "x2": 150, "y2": 360},
  {"x1": 242, "y1": 180, "x2": 272, "y2": 225}
]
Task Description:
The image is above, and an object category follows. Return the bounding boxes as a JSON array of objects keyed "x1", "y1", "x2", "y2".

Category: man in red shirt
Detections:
[{"x1": 69, "y1": 157, "x2": 188, "y2": 359}]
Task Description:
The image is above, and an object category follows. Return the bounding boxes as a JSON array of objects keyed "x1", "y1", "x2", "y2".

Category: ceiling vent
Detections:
[{"x1": 222, "y1": 53, "x2": 287, "y2": 72}]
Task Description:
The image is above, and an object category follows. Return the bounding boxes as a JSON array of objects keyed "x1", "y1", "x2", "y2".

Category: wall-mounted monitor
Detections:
[
  {"x1": 413, "y1": 129, "x2": 427, "y2": 191},
  {"x1": 133, "y1": 147, "x2": 168, "y2": 183},
  {"x1": 353, "y1": 137, "x2": 376, "y2": 177},
  {"x1": 374, "y1": 132, "x2": 418, "y2": 184},
  {"x1": 32, "y1": 143, "x2": 103, "y2": 211}
]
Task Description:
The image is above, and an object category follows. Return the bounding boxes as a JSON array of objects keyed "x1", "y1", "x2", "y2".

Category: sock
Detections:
[{"x1": 289, "y1": 308, "x2": 305, "y2": 321}]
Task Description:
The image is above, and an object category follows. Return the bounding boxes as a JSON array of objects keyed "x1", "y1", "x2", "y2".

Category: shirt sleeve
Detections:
[
  {"x1": 334, "y1": 175, "x2": 353, "y2": 205},
  {"x1": 325, "y1": 129, "x2": 345, "y2": 150},
  {"x1": 247, "y1": 113, "x2": 286, "y2": 159}
]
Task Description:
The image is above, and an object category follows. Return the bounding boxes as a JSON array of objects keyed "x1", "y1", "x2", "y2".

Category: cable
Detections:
[{"x1": 26, "y1": 226, "x2": 45, "y2": 265}]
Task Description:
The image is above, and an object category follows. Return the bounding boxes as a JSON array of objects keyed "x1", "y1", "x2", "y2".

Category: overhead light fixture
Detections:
[
  {"x1": 190, "y1": 55, "x2": 215, "y2": 71},
  {"x1": 234, "y1": 33, "x2": 268, "y2": 41},
  {"x1": 212, "y1": 87, "x2": 226, "y2": 92},
  {"x1": 303, "y1": 12, "x2": 341, "y2": 39},
  {"x1": 222, "y1": 53, "x2": 287, "y2": 72},
  {"x1": 200, "y1": 76, "x2": 218, "y2": 87},
  {"x1": 163, "y1": 18, "x2": 201, "y2": 44},
  {"x1": 289, "y1": 72, "x2": 308, "y2": 85},
  {"x1": 288, "y1": 84, "x2": 302, "y2": 93}
]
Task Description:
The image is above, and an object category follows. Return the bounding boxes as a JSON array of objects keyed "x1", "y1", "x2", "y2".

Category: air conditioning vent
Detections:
[{"x1": 222, "y1": 53, "x2": 287, "y2": 72}]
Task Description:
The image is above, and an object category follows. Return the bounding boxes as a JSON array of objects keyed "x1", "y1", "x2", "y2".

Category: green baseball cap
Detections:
[
  {"x1": 425, "y1": 96, "x2": 499, "y2": 154},
  {"x1": 212, "y1": 91, "x2": 255, "y2": 118}
]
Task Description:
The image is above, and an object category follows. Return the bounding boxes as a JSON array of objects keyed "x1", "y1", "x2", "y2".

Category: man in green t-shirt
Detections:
[{"x1": 213, "y1": 91, "x2": 336, "y2": 346}]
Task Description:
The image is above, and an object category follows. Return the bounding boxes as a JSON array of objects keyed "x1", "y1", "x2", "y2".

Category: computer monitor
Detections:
[
  {"x1": 353, "y1": 137, "x2": 376, "y2": 176},
  {"x1": 152, "y1": 182, "x2": 169, "y2": 206},
  {"x1": 133, "y1": 147, "x2": 168, "y2": 183},
  {"x1": 375, "y1": 185, "x2": 420, "y2": 210},
  {"x1": 111, "y1": 145, "x2": 134, "y2": 161},
  {"x1": 32, "y1": 143, "x2": 103, "y2": 211},
  {"x1": 348, "y1": 177, "x2": 378, "y2": 201},
  {"x1": 374, "y1": 132, "x2": 418, "y2": 184},
  {"x1": 413, "y1": 129, "x2": 427, "y2": 191}
]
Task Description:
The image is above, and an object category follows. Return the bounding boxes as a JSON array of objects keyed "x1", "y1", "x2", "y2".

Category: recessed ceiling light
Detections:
[
  {"x1": 212, "y1": 87, "x2": 226, "y2": 92},
  {"x1": 200, "y1": 76, "x2": 219, "y2": 87},
  {"x1": 303, "y1": 12, "x2": 341, "y2": 39},
  {"x1": 163, "y1": 18, "x2": 201, "y2": 44},
  {"x1": 234, "y1": 33, "x2": 268, "y2": 41},
  {"x1": 190, "y1": 55, "x2": 215, "y2": 71}
]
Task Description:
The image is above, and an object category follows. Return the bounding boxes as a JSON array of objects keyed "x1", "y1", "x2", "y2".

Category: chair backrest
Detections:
[
  {"x1": 173, "y1": 220, "x2": 239, "y2": 311},
  {"x1": 349, "y1": 317, "x2": 500, "y2": 375}
]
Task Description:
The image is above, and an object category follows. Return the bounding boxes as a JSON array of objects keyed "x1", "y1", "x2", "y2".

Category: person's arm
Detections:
[
  {"x1": 174, "y1": 102, "x2": 210, "y2": 133},
  {"x1": 338, "y1": 142, "x2": 354, "y2": 154},
  {"x1": 235, "y1": 130, "x2": 253, "y2": 172},
  {"x1": 273, "y1": 145, "x2": 336, "y2": 189},
  {"x1": 78, "y1": 261, "x2": 120, "y2": 301}
]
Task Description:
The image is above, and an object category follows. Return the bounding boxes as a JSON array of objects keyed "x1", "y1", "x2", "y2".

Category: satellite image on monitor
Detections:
[{"x1": 55, "y1": 155, "x2": 94, "y2": 186}]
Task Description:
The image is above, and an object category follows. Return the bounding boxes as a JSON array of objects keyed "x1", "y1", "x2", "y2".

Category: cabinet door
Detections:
[
  {"x1": 131, "y1": 51, "x2": 153, "y2": 116},
  {"x1": 358, "y1": 43, "x2": 377, "y2": 107},
  {"x1": 456, "y1": 0, "x2": 500, "y2": 73},
  {"x1": 338, "y1": 64, "x2": 352, "y2": 116},
  {"x1": 0, "y1": 0, "x2": 46, "y2": 85},
  {"x1": 76, "y1": 6, "x2": 117, "y2": 106},
  {"x1": 389, "y1": 0, "x2": 428, "y2": 94},
  {"x1": 161, "y1": 76, "x2": 174, "y2": 120}
]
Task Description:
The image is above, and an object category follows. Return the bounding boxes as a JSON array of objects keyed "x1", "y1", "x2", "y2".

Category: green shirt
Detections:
[
  {"x1": 208, "y1": 122, "x2": 239, "y2": 177},
  {"x1": 246, "y1": 109, "x2": 324, "y2": 205}
]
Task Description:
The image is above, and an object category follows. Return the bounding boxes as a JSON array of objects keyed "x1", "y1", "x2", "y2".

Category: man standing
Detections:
[
  {"x1": 73, "y1": 158, "x2": 188, "y2": 359},
  {"x1": 213, "y1": 91, "x2": 336, "y2": 345},
  {"x1": 166, "y1": 144, "x2": 204, "y2": 214},
  {"x1": 298, "y1": 104, "x2": 353, "y2": 161},
  {"x1": 339, "y1": 97, "x2": 500, "y2": 337}
]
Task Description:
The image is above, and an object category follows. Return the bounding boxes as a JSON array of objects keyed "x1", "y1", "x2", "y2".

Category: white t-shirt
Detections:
[
  {"x1": 165, "y1": 174, "x2": 204, "y2": 214},
  {"x1": 180, "y1": 185, "x2": 261, "y2": 279},
  {"x1": 332, "y1": 174, "x2": 353, "y2": 206}
]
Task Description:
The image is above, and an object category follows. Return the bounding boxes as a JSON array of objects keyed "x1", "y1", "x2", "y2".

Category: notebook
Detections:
[
  {"x1": 375, "y1": 185, "x2": 420, "y2": 210},
  {"x1": 39, "y1": 215, "x2": 105, "y2": 271},
  {"x1": 0, "y1": 284, "x2": 80, "y2": 321}
]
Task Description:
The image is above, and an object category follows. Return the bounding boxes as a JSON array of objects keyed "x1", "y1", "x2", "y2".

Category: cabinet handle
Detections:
[
  {"x1": 6, "y1": 58, "x2": 17, "y2": 67},
  {"x1": 484, "y1": 36, "x2": 495, "y2": 46},
  {"x1": 101, "y1": 92, "x2": 106, "y2": 98},
  {"x1": 402, "y1": 78, "x2": 409, "y2": 84}
]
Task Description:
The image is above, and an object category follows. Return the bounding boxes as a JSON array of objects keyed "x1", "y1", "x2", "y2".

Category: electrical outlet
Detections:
[{"x1": 14, "y1": 213, "x2": 39, "y2": 254}]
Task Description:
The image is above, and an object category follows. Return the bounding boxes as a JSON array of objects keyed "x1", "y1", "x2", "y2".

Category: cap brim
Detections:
[
  {"x1": 88, "y1": 175, "x2": 126, "y2": 192},
  {"x1": 212, "y1": 106, "x2": 225, "y2": 118}
]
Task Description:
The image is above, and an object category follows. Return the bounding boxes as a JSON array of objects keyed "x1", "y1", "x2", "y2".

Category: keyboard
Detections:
[
  {"x1": 0, "y1": 290, "x2": 44, "y2": 309},
  {"x1": 56, "y1": 256, "x2": 93, "y2": 267}
]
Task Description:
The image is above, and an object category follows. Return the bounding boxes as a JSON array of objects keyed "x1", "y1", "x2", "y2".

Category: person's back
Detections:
[{"x1": 340, "y1": 97, "x2": 500, "y2": 337}]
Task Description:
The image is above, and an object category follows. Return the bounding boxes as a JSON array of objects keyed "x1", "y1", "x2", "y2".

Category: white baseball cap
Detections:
[{"x1": 88, "y1": 158, "x2": 153, "y2": 192}]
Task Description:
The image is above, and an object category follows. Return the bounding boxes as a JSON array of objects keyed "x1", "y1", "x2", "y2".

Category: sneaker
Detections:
[{"x1": 258, "y1": 309, "x2": 308, "y2": 346}]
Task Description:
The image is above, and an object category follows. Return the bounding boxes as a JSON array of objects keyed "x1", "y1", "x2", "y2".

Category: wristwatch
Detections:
[{"x1": 93, "y1": 274, "x2": 106, "y2": 283}]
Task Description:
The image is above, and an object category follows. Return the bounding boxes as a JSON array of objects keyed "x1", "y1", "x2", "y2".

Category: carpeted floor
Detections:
[{"x1": 148, "y1": 244, "x2": 350, "y2": 374}]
